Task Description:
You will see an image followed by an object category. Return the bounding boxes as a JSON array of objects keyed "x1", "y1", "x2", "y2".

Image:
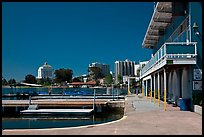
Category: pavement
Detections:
[{"x1": 2, "y1": 94, "x2": 202, "y2": 135}]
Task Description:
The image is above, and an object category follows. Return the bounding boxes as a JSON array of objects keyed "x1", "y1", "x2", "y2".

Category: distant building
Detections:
[
  {"x1": 88, "y1": 62, "x2": 110, "y2": 77},
  {"x1": 37, "y1": 62, "x2": 54, "y2": 79},
  {"x1": 115, "y1": 59, "x2": 136, "y2": 84}
]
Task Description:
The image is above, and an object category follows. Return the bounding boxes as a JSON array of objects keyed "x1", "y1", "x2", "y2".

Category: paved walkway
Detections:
[{"x1": 2, "y1": 94, "x2": 202, "y2": 135}]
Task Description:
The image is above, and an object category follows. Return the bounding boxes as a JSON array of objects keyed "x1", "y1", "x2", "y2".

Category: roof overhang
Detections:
[{"x1": 142, "y1": 2, "x2": 173, "y2": 49}]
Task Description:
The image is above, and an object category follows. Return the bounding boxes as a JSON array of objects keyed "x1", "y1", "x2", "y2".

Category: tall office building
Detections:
[
  {"x1": 37, "y1": 62, "x2": 54, "y2": 79},
  {"x1": 88, "y1": 62, "x2": 110, "y2": 77},
  {"x1": 115, "y1": 59, "x2": 135, "y2": 84}
]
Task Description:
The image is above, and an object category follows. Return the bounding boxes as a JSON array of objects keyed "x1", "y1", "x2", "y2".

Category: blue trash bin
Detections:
[{"x1": 179, "y1": 98, "x2": 191, "y2": 111}]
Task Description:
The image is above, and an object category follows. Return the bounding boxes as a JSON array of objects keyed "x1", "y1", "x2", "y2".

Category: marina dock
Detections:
[{"x1": 20, "y1": 108, "x2": 94, "y2": 115}]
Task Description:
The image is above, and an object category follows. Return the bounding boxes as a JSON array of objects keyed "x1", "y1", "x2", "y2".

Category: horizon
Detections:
[{"x1": 2, "y1": 2, "x2": 154, "y2": 82}]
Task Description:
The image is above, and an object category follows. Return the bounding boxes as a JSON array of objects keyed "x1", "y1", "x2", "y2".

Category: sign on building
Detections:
[
  {"x1": 193, "y1": 81, "x2": 202, "y2": 90},
  {"x1": 194, "y1": 69, "x2": 202, "y2": 80}
]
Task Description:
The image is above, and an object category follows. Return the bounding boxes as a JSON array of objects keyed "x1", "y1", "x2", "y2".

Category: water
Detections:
[
  {"x1": 2, "y1": 87, "x2": 126, "y2": 129},
  {"x1": 2, "y1": 87, "x2": 129, "y2": 95},
  {"x1": 2, "y1": 110, "x2": 124, "y2": 129}
]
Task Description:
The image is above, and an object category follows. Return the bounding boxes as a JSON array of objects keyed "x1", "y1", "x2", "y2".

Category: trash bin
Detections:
[{"x1": 179, "y1": 98, "x2": 192, "y2": 111}]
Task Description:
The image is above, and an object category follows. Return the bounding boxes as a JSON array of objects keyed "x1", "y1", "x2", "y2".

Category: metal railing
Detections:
[{"x1": 141, "y1": 42, "x2": 197, "y2": 75}]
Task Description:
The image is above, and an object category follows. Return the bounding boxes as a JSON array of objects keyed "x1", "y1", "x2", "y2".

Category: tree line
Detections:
[{"x1": 2, "y1": 67, "x2": 114, "y2": 87}]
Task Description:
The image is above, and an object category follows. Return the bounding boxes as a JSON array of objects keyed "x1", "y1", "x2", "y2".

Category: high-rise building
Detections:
[
  {"x1": 37, "y1": 62, "x2": 54, "y2": 79},
  {"x1": 88, "y1": 62, "x2": 110, "y2": 77},
  {"x1": 115, "y1": 59, "x2": 135, "y2": 84}
]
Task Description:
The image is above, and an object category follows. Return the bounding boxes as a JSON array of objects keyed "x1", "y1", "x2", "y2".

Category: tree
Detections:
[
  {"x1": 8, "y1": 78, "x2": 16, "y2": 85},
  {"x1": 72, "y1": 77, "x2": 81, "y2": 82},
  {"x1": 105, "y1": 73, "x2": 113, "y2": 86},
  {"x1": 37, "y1": 78, "x2": 52, "y2": 86},
  {"x1": 2, "y1": 78, "x2": 8, "y2": 86},
  {"x1": 117, "y1": 74, "x2": 122, "y2": 84},
  {"x1": 24, "y1": 74, "x2": 37, "y2": 84},
  {"x1": 88, "y1": 66, "x2": 103, "y2": 81},
  {"x1": 54, "y1": 68, "x2": 73, "y2": 83}
]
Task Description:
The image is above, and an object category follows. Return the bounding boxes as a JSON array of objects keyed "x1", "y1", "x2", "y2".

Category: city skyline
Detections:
[{"x1": 2, "y1": 2, "x2": 154, "y2": 81}]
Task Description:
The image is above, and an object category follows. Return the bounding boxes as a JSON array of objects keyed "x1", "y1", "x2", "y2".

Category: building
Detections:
[
  {"x1": 88, "y1": 62, "x2": 110, "y2": 77},
  {"x1": 134, "y1": 61, "x2": 148, "y2": 78},
  {"x1": 115, "y1": 59, "x2": 136, "y2": 84},
  {"x1": 140, "y1": 2, "x2": 202, "y2": 111},
  {"x1": 37, "y1": 62, "x2": 54, "y2": 79}
]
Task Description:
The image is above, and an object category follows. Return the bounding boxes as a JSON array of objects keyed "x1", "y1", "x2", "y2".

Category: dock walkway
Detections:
[
  {"x1": 2, "y1": 94, "x2": 202, "y2": 135},
  {"x1": 20, "y1": 108, "x2": 94, "y2": 115}
]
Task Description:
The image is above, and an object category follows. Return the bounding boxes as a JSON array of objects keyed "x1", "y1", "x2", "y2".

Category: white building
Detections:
[{"x1": 37, "y1": 62, "x2": 54, "y2": 79}]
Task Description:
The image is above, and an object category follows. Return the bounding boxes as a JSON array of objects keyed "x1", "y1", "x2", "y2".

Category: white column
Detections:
[
  {"x1": 164, "y1": 69, "x2": 167, "y2": 111},
  {"x1": 154, "y1": 74, "x2": 156, "y2": 104}
]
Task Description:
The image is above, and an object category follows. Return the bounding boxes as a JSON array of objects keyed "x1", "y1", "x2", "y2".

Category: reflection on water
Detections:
[{"x1": 2, "y1": 110, "x2": 124, "y2": 129}]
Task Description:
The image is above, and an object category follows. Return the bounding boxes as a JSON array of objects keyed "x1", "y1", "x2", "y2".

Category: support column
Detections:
[
  {"x1": 164, "y1": 69, "x2": 167, "y2": 111},
  {"x1": 168, "y1": 71, "x2": 172, "y2": 102},
  {"x1": 154, "y1": 74, "x2": 156, "y2": 104},
  {"x1": 150, "y1": 76, "x2": 152, "y2": 102},
  {"x1": 128, "y1": 78, "x2": 131, "y2": 95},
  {"x1": 142, "y1": 79, "x2": 144, "y2": 97},
  {"x1": 158, "y1": 72, "x2": 160, "y2": 107},
  {"x1": 146, "y1": 80, "x2": 148, "y2": 99}
]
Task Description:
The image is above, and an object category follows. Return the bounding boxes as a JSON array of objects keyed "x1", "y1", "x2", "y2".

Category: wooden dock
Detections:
[
  {"x1": 20, "y1": 108, "x2": 94, "y2": 115},
  {"x1": 2, "y1": 99, "x2": 108, "y2": 107}
]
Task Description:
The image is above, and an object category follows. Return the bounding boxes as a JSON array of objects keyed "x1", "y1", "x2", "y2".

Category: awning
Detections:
[{"x1": 142, "y1": 2, "x2": 173, "y2": 49}]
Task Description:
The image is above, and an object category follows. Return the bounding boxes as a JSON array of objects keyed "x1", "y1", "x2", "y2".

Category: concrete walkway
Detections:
[{"x1": 2, "y1": 94, "x2": 202, "y2": 135}]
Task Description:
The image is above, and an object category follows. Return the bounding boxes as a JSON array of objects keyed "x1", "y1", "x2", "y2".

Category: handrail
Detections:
[{"x1": 141, "y1": 42, "x2": 197, "y2": 75}]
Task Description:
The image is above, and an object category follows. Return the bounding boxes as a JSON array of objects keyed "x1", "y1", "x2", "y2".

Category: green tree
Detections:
[
  {"x1": 117, "y1": 74, "x2": 122, "y2": 84},
  {"x1": 2, "y1": 78, "x2": 8, "y2": 86},
  {"x1": 54, "y1": 68, "x2": 73, "y2": 83},
  {"x1": 24, "y1": 74, "x2": 37, "y2": 84},
  {"x1": 37, "y1": 78, "x2": 52, "y2": 86},
  {"x1": 72, "y1": 77, "x2": 81, "y2": 82},
  {"x1": 8, "y1": 78, "x2": 16, "y2": 85},
  {"x1": 105, "y1": 73, "x2": 113, "y2": 86},
  {"x1": 88, "y1": 66, "x2": 103, "y2": 81}
]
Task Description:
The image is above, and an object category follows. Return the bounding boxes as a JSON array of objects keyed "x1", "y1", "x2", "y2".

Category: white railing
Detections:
[{"x1": 141, "y1": 42, "x2": 197, "y2": 76}]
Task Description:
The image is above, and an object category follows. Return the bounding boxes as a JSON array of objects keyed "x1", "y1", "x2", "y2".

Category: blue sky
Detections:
[{"x1": 2, "y1": 2, "x2": 154, "y2": 82}]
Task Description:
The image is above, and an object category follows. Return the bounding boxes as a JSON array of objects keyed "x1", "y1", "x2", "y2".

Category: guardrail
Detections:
[{"x1": 141, "y1": 42, "x2": 197, "y2": 76}]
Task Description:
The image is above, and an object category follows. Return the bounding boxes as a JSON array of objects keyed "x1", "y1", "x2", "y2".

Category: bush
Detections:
[{"x1": 192, "y1": 91, "x2": 202, "y2": 106}]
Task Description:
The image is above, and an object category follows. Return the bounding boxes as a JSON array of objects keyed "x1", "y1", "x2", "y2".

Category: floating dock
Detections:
[{"x1": 20, "y1": 108, "x2": 94, "y2": 115}]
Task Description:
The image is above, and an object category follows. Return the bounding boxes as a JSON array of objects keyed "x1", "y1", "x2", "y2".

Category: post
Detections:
[
  {"x1": 142, "y1": 80, "x2": 144, "y2": 97},
  {"x1": 29, "y1": 95, "x2": 31, "y2": 106},
  {"x1": 93, "y1": 88, "x2": 96, "y2": 111},
  {"x1": 117, "y1": 88, "x2": 119, "y2": 100},
  {"x1": 150, "y1": 76, "x2": 152, "y2": 102},
  {"x1": 128, "y1": 78, "x2": 131, "y2": 95},
  {"x1": 146, "y1": 80, "x2": 148, "y2": 99},
  {"x1": 164, "y1": 69, "x2": 167, "y2": 111},
  {"x1": 154, "y1": 74, "x2": 156, "y2": 104},
  {"x1": 158, "y1": 73, "x2": 160, "y2": 107},
  {"x1": 112, "y1": 84, "x2": 114, "y2": 100}
]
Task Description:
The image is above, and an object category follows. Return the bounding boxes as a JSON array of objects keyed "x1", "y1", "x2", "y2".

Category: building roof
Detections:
[
  {"x1": 142, "y1": 2, "x2": 173, "y2": 49},
  {"x1": 42, "y1": 62, "x2": 52, "y2": 68}
]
